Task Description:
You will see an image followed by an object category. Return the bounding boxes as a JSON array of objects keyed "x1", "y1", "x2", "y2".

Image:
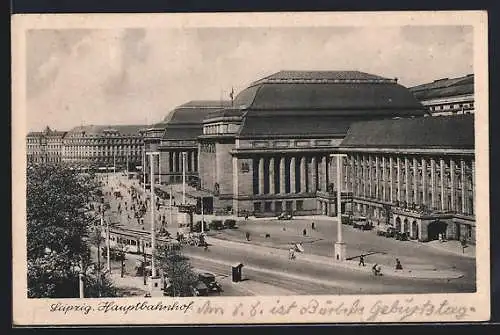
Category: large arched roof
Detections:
[
  {"x1": 233, "y1": 71, "x2": 427, "y2": 139},
  {"x1": 233, "y1": 71, "x2": 424, "y2": 112}
]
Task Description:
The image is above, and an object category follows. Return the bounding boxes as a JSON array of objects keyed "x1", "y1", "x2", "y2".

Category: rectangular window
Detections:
[{"x1": 296, "y1": 200, "x2": 303, "y2": 211}]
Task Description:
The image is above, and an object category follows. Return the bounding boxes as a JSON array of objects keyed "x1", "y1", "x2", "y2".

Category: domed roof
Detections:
[{"x1": 233, "y1": 70, "x2": 425, "y2": 113}]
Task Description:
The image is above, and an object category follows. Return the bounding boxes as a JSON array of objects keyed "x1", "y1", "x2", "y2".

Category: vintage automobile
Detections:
[
  {"x1": 197, "y1": 272, "x2": 222, "y2": 293},
  {"x1": 376, "y1": 225, "x2": 397, "y2": 238},
  {"x1": 352, "y1": 217, "x2": 372, "y2": 230},
  {"x1": 193, "y1": 220, "x2": 209, "y2": 233},
  {"x1": 395, "y1": 232, "x2": 409, "y2": 241},
  {"x1": 209, "y1": 220, "x2": 224, "y2": 230},
  {"x1": 277, "y1": 212, "x2": 293, "y2": 220}
]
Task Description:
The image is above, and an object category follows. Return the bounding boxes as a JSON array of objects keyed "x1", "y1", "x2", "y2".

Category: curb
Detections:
[
  {"x1": 407, "y1": 239, "x2": 476, "y2": 259},
  {"x1": 205, "y1": 236, "x2": 465, "y2": 280}
]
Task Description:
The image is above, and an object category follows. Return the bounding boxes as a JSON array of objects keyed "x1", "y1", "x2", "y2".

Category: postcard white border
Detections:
[{"x1": 12, "y1": 11, "x2": 490, "y2": 325}]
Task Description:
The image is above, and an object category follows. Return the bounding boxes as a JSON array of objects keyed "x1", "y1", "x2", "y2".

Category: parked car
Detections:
[
  {"x1": 395, "y1": 232, "x2": 409, "y2": 241},
  {"x1": 193, "y1": 220, "x2": 209, "y2": 233},
  {"x1": 352, "y1": 217, "x2": 372, "y2": 230},
  {"x1": 376, "y1": 225, "x2": 396, "y2": 237},
  {"x1": 209, "y1": 220, "x2": 224, "y2": 230},
  {"x1": 197, "y1": 272, "x2": 222, "y2": 293},
  {"x1": 277, "y1": 212, "x2": 293, "y2": 220},
  {"x1": 223, "y1": 219, "x2": 237, "y2": 229}
]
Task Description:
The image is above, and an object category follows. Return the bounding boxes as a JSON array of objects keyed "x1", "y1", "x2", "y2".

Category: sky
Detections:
[{"x1": 25, "y1": 25, "x2": 473, "y2": 132}]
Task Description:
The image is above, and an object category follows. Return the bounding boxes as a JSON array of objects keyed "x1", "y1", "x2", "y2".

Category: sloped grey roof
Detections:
[
  {"x1": 232, "y1": 71, "x2": 424, "y2": 113},
  {"x1": 67, "y1": 125, "x2": 147, "y2": 136},
  {"x1": 341, "y1": 115, "x2": 474, "y2": 149},
  {"x1": 409, "y1": 74, "x2": 474, "y2": 100},
  {"x1": 162, "y1": 100, "x2": 231, "y2": 124}
]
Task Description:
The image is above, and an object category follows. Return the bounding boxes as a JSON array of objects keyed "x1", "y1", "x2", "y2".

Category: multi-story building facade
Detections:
[
  {"x1": 197, "y1": 71, "x2": 427, "y2": 216},
  {"x1": 144, "y1": 100, "x2": 230, "y2": 185},
  {"x1": 339, "y1": 115, "x2": 475, "y2": 243},
  {"x1": 26, "y1": 126, "x2": 66, "y2": 164},
  {"x1": 409, "y1": 74, "x2": 474, "y2": 116},
  {"x1": 62, "y1": 125, "x2": 147, "y2": 169}
]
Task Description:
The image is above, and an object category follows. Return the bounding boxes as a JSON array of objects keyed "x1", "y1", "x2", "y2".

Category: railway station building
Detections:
[
  {"x1": 144, "y1": 100, "x2": 230, "y2": 185},
  {"x1": 339, "y1": 115, "x2": 475, "y2": 243},
  {"x1": 197, "y1": 71, "x2": 427, "y2": 216}
]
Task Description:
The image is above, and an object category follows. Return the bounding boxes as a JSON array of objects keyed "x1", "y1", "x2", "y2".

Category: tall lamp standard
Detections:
[
  {"x1": 146, "y1": 151, "x2": 160, "y2": 294},
  {"x1": 331, "y1": 153, "x2": 347, "y2": 261},
  {"x1": 182, "y1": 152, "x2": 187, "y2": 205}
]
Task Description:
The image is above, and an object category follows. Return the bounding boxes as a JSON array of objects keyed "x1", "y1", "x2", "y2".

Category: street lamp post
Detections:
[
  {"x1": 331, "y1": 153, "x2": 347, "y2": 261},
  {"x1": 201, "y1": 197, "x2": 204, "y2": 234},
  {"x1": 105, "y1": 215, "x2": 110, "y2": 274},
  {"x1": 142, "y1": 145, "x2": 146, "y2": 194},
  {"x1": 182, "y1": 152, "x2": 186, "y2": 204},
  {"x1": 169, "y1": 185, "x2": 173, "y2": 226},
  {"x1": 147, "y1": 152, "x2": 160, "y2": 294},
  {"x1": 79, "y1": 260, "x2": 85, "y2": 298}
]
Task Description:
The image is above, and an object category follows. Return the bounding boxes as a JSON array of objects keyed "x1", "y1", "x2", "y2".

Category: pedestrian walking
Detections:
[
  {"x1": 359, "y1": 255, "x2": 365, "y2": 266},
  {"x1": 289, "y1": 248, "x2": 295, "y2": 260},
  {"x1": 311, "y1": 222, "x2": 315, "y2": 230},
  {"x1": 395, "y1": 258, "x2": 403, "y2": 270},
  {"x1": 303, "y1": 228, "x2": 307, "y2": 237},
  {"x1": 245, "y1": 232, "x2": 250, "y2": 241}
]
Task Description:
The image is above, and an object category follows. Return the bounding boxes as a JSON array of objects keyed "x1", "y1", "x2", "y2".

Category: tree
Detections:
[
  {"x1": 26, "y1": 162, "x2": 113, "y2": 298},
  {"x1": 156, "y1": 245, "x2": 197, "y2": 297}
]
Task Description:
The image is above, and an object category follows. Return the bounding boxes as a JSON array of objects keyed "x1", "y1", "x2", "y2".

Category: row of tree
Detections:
[{"x1": 27, "y1": 163, "x2": 116, "y2": 298}]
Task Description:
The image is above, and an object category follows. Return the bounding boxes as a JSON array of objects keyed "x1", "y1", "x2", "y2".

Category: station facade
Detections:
[
  {"x1": 339, "y1": 115, "x2": 475, "y2": 243},
  {"x1": 197, "y1": 71, "x2": 427, "y2": 216}
]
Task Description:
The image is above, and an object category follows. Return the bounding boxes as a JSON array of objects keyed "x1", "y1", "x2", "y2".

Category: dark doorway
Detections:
[
  {"x1": 427, "y1": 220, "x2": 448, "y2": 241},
  {"x1": 395, "y1": 217, "x2": 401, "y2": 231}
]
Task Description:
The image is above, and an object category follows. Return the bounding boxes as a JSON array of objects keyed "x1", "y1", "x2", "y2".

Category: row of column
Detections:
[
  {"x1": 160, "y1": 150, "x2": 198, "y2": 174},
  {"x1": 348, "y1": 154, "x2": 475, "y2": 215},
  {"x1": 255, "y1": 155, "x2": 331, "y2": 195}
]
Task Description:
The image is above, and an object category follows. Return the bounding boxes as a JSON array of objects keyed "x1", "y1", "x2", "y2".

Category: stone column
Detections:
[
  {"x1": 375, "y1": 156, "x2": 380, "y2": 199},
  {"x1": 450, "y1": 158, "x2": 456, "y2": 211},
  {"x1": 363, "y1": 155, "x2": 367, "y2": 198},
  {"x1": 258, "y1": 157, "x2": 265, "y2": 195},
  {"x1": 321, "y1": 156, "x2": 328, "y2": 191},
  {"x1": 279, "y1": 156, "x2": 286, "y2": 194},
  {"x1": 191, "y1": 151, "x2": 196, "y2": 172},
  {"x1": 350, "y1": 156, "x2": 355, "y2": 195},
  {"x1": 431, "y1": 158, "x2": 436, "y2": 209},
  {"x1": 413, "y1": 157, "x2": 418, "y2": 204},
  {"x1": 389, "y1": 156, "x2": 394, "y2": 203},
  {"x1": 440, "y1": 158, "x2": 445, "y2": 211},
  {"x1": 269, "y1": 157, "x2": 275, "y2": 194},
  {"x1": 311, "y1": 156, "x2": 317, "y2": 193},
  {"x1": 368, "y1": 155, "x2": 372, "y2": 198},
  {"x1": 397, "y1": 157, "x2": 401, "y2": 202},
  {"x1": 300, "y1": 156, "x2": 306, "y2": 193},
  {"x1": 325, "y1": 155, "x2": 329, "y2": 192},
  {"x1": 421, "y1": 158, "x2": 427, "y2": 206},
  {"x1": 290, "y1": 157, "x2": 296, "y2": 194},
  {"x1": 404, "y1": 157, "x2": 410, "y2": 204},
  {"x1": 461, "y1": 159, "x2": 466, "y2": 214},
  {"x1": 165, "y1": 151, "x2": 171, "y2": 175},
  {"x1": 381, "y1": 156, "x2": 386, "y2": 201},
  {"x1": 172, "y1": 151, "x2": 177, "y2": 173}
]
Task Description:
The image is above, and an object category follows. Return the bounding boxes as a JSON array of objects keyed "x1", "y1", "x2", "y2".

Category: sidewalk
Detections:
[
  {"x1": 409, "y1": 239, "x2": 476, "y2": 259},
  {"x1": 204, "y1": 236, "x2": 464, "y2": 280}
]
